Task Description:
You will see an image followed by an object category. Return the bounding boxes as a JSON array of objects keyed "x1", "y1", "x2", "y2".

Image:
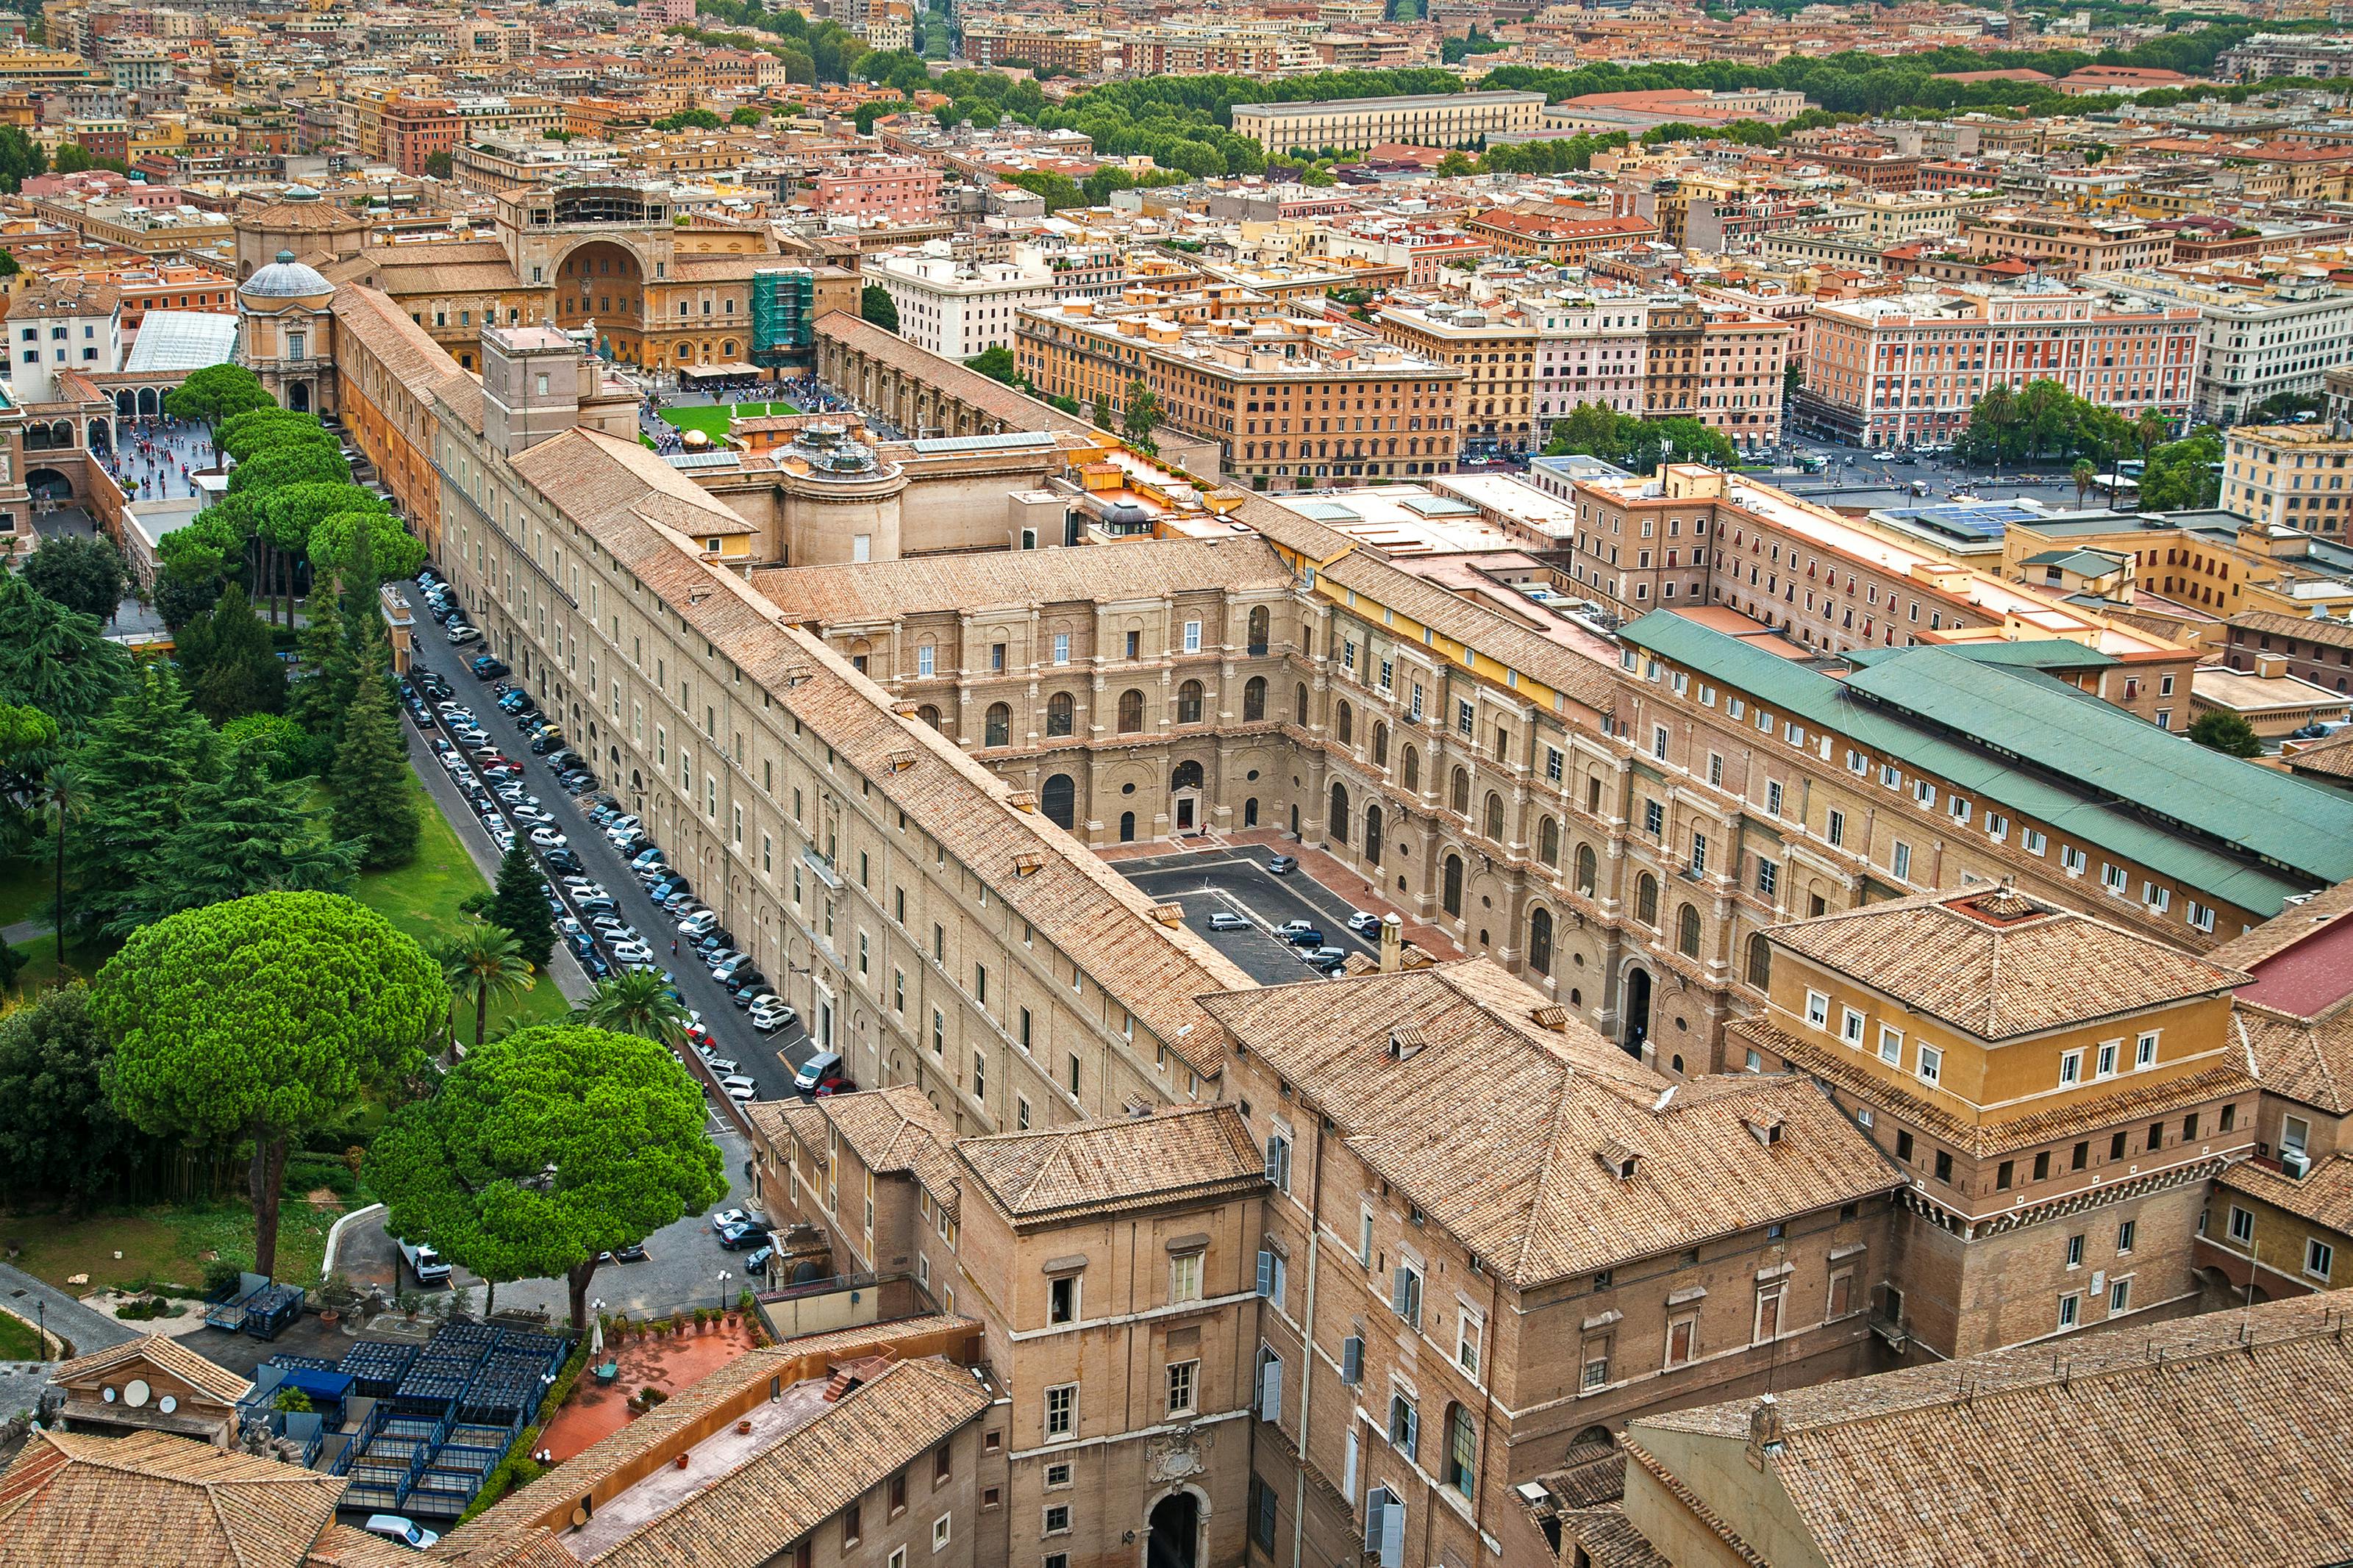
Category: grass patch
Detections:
[
  {"x1": 350, "y1": 773, "x2": 573, "y2": 1039},
  {"x1": 0, "y1": 1307, "x2": 43, "y2": 1358},
  {"x1": 0, "y1": 1198, "x2": 343, "y2": 1294},
  {"x1": 0, "y1": 855, "x2": 50, "y2": 931},
  {"x1": 656, "y1": 401, "x2": 797, "y2": 439},
  {"x1": 5, "y1": 932, "x2": 121, "y2": 1003}
]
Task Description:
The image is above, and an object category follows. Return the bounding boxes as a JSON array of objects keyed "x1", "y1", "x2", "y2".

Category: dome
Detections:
[{"x1": 240, "y1": 249, "x2": 334, "y2": 300}]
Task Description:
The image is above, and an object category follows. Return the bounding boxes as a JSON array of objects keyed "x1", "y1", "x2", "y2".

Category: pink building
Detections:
[
  {"x1": 806, "y1": 160, "x2": 943, "y2": 225},
  {"x1": 643, "y1": 0, "x2": 697, "y2": 28}
]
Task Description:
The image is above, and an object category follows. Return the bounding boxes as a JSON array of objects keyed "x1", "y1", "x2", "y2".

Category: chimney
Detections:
[
  {"x1": 2256, "y1": 653, "x2": 2286, "y2": 680},
  {"x1": 1380, "y1": 914, "x2": 1403, "y2": 973}
]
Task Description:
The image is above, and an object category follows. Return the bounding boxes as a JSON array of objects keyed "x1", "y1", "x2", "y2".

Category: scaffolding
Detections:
[{"x1": 750, "y1": 268, "x2": 815, "y2": 369}]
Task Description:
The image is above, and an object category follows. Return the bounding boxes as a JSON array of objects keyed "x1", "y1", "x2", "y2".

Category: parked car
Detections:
[
  {"x1": 363, "y1": 1514, "x2": 440, "y2": 1551},
  {"x1": 711, "y1": 1208, "x2": 750, "y2": 1234},
  {"x1": 1267, "y1": 854, "x2": 1297, "y2": 874},
  {"x1": 447, "y1": 624, "x2": 482, "y2": 645},
  {"x1": 1205, "y1": 912, "x2": 1251, "y2": 932},
  {"x1": 469, "y1": 658, "x2": 510, "y2": 679},
  {"x1": 1306, "y1": 946, "x2": 1349, "y2": 973},
  {"x1": 717, "y1": 1215, "x2": 771, "y2": 1246},
  {"x1": 743, "y1": 1244, "x2": 775, "y2": 1277},
  {"x1": 679, "y1": 910, "x2": 719, "y2": 937},
  {"x1": 1274, "y1": 920, "x2": 1319, "y2": 942},
  {"x1": 1346, "y1": 912, "x2": 1384, "y2": 937}
]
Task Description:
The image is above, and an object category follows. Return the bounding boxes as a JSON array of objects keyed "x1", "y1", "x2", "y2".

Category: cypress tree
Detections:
[
  {"x1": 488, "y1": 843, "x2": 556, "y2": 972},
  {"x1": 288, "y1": 576, "x2": 352, "y2": 740},
  {"x1": 127, "y1": 741, "x2": 359, "y2": 925},
  {"x1": 329, "y1": 614, "x2": 419, "y2": 870},
  {"x1": 65, "y1": 665, "x2": 217, "y2": 938}
]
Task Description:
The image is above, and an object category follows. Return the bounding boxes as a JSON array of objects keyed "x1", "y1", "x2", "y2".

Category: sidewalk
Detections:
[{"x1": 0, "y1": 1259, "x2": 138, "y2": 1359}]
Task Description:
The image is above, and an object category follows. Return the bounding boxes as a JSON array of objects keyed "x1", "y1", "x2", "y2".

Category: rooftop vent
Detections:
[
  {"x1": 1529, "y1": 1005, "x2": 1570, "y2": 1032},
  {"x1": 1596, "y1": 1141, "x2": 1641, "y2": 1181},
  {"x1": 1743, "y1": 1116, "x2": 1785, "y2": 1148},
  {"x1": 1386, "y1": 1024, "x2": 1428, "y2": 1062}
]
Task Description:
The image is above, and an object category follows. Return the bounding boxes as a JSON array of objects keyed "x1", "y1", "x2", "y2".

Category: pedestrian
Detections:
[{"x1": 671, "y1": 938, "x2": 679, "y2": 956}]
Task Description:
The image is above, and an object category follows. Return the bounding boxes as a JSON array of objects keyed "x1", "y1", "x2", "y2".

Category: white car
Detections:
[
  {"x1": 611, "y1": 941, "x2": 654, "y2": 963},
  {"x1": 707, "y1": 1057, "x2": 741, "y2": 1075},
  {"x1": 718, "y1": 1074, "x2": 757, "y2": 1094},
  {"x1": 724, "y1": 1081, "x2": 757, "y2": 1101},
  {"x1": 529, "y1": 827, "x2": 567, "y2": 848},
  {"x1": 677, "y1": 911, "x2": 718, "y2": 937},
  {"x1": 710, "y1": 1208, "x2": 748, "y2": 1233},
  {"x1": 448, "y1": 625, "x2": 482, "y2": 645},
  {"x1": 513, "y1": 805, "x2": 555, "y2": 825}
]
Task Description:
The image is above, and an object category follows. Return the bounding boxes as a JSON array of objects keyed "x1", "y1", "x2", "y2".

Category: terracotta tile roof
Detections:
[
  {"x1": 1768, "y1": 887, "x2": 2246, "y2": 1041},
  {"x1": 2288, "y1": 728, "x2": 2353, "y2": 781},
  {"x1": 438, "y1": 1317, "x2": 982, "y2": 1567},
  {"x1": 0, "y1": 1428, "x2": 342, "y2": 1568},
  {"x1": 2230, "y1": 610, "x2": 2353, "y2": 649},
  {"x1": 50, "y1": 1332, "x2": 251, "y2": 1407},
  {"x1": 2220, "y1": 1151, "x2": 2353, "y2": 1234},
  {"x1": 751, "y1": 537, "x2": 1290, "y2": 626},
  {"x1": 1629, "y1": 1289, "x2": 2353, "y2": 1568},
  {"x1": 816, "y1": 1084, "x2": 962, "y2": 1212},
  {"x1": 1560, "y1": 1508, "x2": 1670, "y2": 1568},
  {"x1": 1729, "y1": 1017, "x2": 2254, "y2": 1159},
  {"x1": 586, "y1": 1358, "x2": 989, "y2": 1568},
  {"x1": 2208, "y1": 877, "x2": 2353, "y2": 989},
  {"x1": 957, "y1": 1103, "x2": 1266, "y2": 1226},
  {"x1": 331, "y1": 282, "x2": 474, "y2": 404},
  {"x1": 2237, "y1": 1003, "x2": 2353, "y2": 1116},
  {"x1": 1198, "y1": 962, "x2": 1901, "y2": 1284},
  {"x1": 488, "y1": 424, "x2": 1253, "y2": 1078}
]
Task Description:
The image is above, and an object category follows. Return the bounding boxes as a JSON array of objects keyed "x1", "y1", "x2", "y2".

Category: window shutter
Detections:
[
  {"x1": 1377, "y1": 1492, "x2": 1405, "y2": 1568},
  {"x1": 1259, "y1": 1353, "x2": 1283, "y2": 1423},
  {"x1": 1341, "y1": 1335, "x2": 1363, "y2": 1385},
  {"x1": 1255, "y1": 1478, "x2": 1277, "y2": 1544},
  {"x1": 1402, "y1": 1406, "x2": 1419, "y2": 1460},
  {"x1": 1363, "y1": 1489, "x2": 1387, "y2": 1553},
  {"x1": 1257, "y1": 1250, "x2": 1274, "y2": 1297},
  {"x1": 1391, "y1": 1267, "x2": 1410, "y2": 1318}
]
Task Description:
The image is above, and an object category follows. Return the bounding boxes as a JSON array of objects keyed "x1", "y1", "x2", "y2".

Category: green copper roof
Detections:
[
  {"x1": 1619, "y1": 613, "x2": 2334, "y2": 918},
  {"x1": 1844, "y1": 641, "x2": 2119, "y2": 673}
]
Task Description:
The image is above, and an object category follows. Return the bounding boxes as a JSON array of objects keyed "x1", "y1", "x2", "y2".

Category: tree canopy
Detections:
[
  {"x1": 94, "y1": 890, "x2": 444, "y2": 1275},
  {"x1": 1542, "y1": 404, "x2": 1738, "y2": 471},
  {"x1": 368, "y1": 1023, "x2": 726, "y2": 1330},
  {"x1": 0, "y1": 984, "x2": 139, "y2": 1206},
  {"x1": 21, "y1": 534, "x2": 126, "y2": 622}
]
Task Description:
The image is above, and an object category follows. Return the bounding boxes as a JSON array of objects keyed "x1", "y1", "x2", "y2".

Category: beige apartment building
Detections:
[
  {"x1": 1958, "y1": 210, "x2": 2174, "y2": 278},
  {"x1": 1017, "y1": 299, "x2": 1463, "y2": 489},
  {"x1": 1228, "y1": 92, "x2": 1546, "y2": 154},
  {"x1": 1371, "y1": 298, "x2": 1541, "y2": 457},
  {"x1": 2220, "y1": 420, "x2": 2353, "y2": 534}
]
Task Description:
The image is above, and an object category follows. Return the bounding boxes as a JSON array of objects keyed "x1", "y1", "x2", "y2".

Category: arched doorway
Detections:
[
  {"x1": 1171, "y1": 759, "x2": 1204, "y2": 834},
  {"x1": 1041, "y1": 773, "x2": 1076, "y2": 831},
  {"x1": 1119, "y1": 811, "x2": 1136, "y2": 842},
  {"x1": 137, "y1": 387, "x2": 159, "y2": 416},
  {"x1": 26, "y1": 469, "x2": 71, "y2": 501},
  {"x1": 1621, "y1": 966, "x2": 1652, "y2": 1059},
  {"x1": 1147, "y1": 1492, "x2": 1200, "y2": 1568},
  {"x1": 288, "y1": 382, "x2": 310, "y2": 412}
]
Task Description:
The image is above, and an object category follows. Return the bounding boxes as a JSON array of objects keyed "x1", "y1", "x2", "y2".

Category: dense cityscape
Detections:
[{"x1": 0, "y1": 0, "x2": 2351, "y2": 1562}]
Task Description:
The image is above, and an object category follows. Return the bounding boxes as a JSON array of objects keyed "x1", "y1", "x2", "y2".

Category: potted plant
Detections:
[{"x1": 318, "y1": 1271, "x2": 358, "y2": 1328}]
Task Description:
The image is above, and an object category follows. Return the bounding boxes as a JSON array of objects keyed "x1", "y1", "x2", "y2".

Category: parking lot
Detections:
[
  {"x1": 399, "y1": 589, "x2": 817, "y2": 1109},
  {"x1": 1117, "y1": 846, "x2": 1385, "y2": 987}
]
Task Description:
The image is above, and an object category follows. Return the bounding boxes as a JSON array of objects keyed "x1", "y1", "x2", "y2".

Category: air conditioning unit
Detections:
[{"x1": 2282, "y1": 1150, "x2": 2311, "y2": 1180}]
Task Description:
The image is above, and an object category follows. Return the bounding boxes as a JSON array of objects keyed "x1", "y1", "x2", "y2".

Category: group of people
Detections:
[
  {"x1": 633, "y1": 372, "x2": 856, "y2": 457},
  {"x1": 99, "y1": 415, "x2": 203, "y2": 500}
]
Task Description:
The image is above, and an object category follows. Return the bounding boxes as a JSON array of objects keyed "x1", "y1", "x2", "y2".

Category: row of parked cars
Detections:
[{"x1": 1201, "y1": 892, "x2": 1385, "y2": 975}]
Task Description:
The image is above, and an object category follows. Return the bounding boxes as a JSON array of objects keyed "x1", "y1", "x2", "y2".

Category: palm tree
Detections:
[
  {"x1": 436, "y1": 923, "x2": 535, "y2": 1050},
  {"x1": 2071, "y1": 459, "x2": 2097, "y2": 509},
  {"x1": 578, "y1": 967, "x2": 693, "y2": 1048},
  {"x1": 2135, "y1": 407, "x2": 2171, "y2": 465}
]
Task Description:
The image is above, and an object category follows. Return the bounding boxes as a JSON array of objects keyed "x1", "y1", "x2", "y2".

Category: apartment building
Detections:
[
  {"x1": 1797, "y1": 282, "x2": 2201, "y2": 450},
  {"x1": 1018, "y1": 299, "x2": 1463, "y2": 488},
  {"x1": 1462, "y1": 207, "x2": 1657, "y2": 265},
  {"x1": 1228, "y1": 92, "x2": 1546, "y2": 154},
  {"x1": 1829, "y1": 188, "x2": 2008, "y2": 245},
  {"x1": 808, "y1": 160, "x2": 943, "y2": 226},
  {"x1": 1371, "y1": 298, "x2": 1540, "y2": 457},
  {"x1": 1959, "y1": 210, "x2": 2173, "y2": 278},
  {"x1": 1730, "y1": 887, "x2": 2257, "y2": 1358},
  {"x1": 1638, "y1": 298, "x2": 1788, "y2": 454},
  {"x1": 2083, "y1": 269, "x2": 2353, "y2": 427},
  {"x1": 872, "y1": 246, "x2": 1068, "y2": 360},
  {"x1": 1528, "y1": 293, "x2": 1648, "y2": 422},
  {"x1": 2220, "y1": 422, "x2": 2353, "y2": 534},
  {"x1": 4, "y1": 275, "x2": 118, "y2": 403},
  {"x1": 960, "y1": 21, "x2": 1103, "y2": 73}
]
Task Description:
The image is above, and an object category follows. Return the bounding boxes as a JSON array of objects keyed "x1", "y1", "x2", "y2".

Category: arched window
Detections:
[
  {"x1": 1635, "y1": 873, "x2": 1658, "y2": 927},
  {"x1": 1574, "y1": 844, "x2": 1596, "y2": 897},
  {"x1": 1173, "y1": 760, "x2": 1204, "y2": 792},
  {"x1": 1247, "y1": 605, "x2": 1270, "y2": 654},
  {"x1": 1336, "y1": 701, "x2": 1354, "y2": 745},
  {"x1": 1046, "y1": 691, "x2": 1075, "y2": 737},
  {"x1": 983, "y1": 703, "x2": 1011, "y2": 748},
  {"x1": 1295, "y1": 683, "x2": 1309, "y2": 725},
  {"x1": 1243, "y1": 676, "x2": 1266, "y2": 722},
  {"x1": 1041, "y1": 773, "x2": 1076, "y2": 829},
  {"x1": 1677, "y1": 903, "x2": 1702, "y2": 958},
  {"x1": 1118, "y1": 811, "x2": 1136, "y2": 842},
  {"x1": 1176, "y1": 680, "x2": 1204, "y2": 725},
  {"x1": 1365, "y1": 804, "x2": 1383, "y2": 865},
  {"x1": 1402, "y1": 748, "x2": 1419, "y2": 792},
  {"x1": 1443, "y1": 853, "x2": 1465, "y2": 917},
  {"x1": 917, "y1": 704, "x2": 943, "y2": 730},
  {"x1": 1746, "y1": 932, "x2": 1772, "y2": 989},
  {"x1": 1445, "y1": 1406, "x2": 1477, "y2": 1497},
  {"x1": 1371, "y1": 721, "x2": 1389, "y2": 768},
  {"x1": 1450, "y1": 767, "x2": 1470, "y2": 816},
  {"x1": 1329, "y1": 781, "x2": 1350, "y2": 844},
  {"x1": 1537, "y1": 817, "x2": 1560, "y2": 867},
  {"x1": 1529, "y1": 906, "x2": 1554, "y2": 975},
  {"x1": 1483, "y1": 792, "x2": 1504, "y2": 840},
  {"x1": 1118, "y1": 689, "x2": 1145, "y2": 734}
]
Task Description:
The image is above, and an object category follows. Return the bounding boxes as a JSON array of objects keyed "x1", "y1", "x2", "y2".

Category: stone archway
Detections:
[
  {"x1": 553, "y1": 239, "x2": 648, "y2": 365},
  {"x1": 26, "y1": 468, "x2": 72, "y2": 501},
  {"x1": 1146, "y1": 1489, "x2": 1202, "y2": 1568},
  {"x1": 1620, "y1": 964, "x2": 1653, "y2": 1059}
]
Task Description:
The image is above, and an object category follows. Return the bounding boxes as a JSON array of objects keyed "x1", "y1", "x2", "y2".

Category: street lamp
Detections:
[{"x1": 715, "y1": 1270, "x2": 731, "y2": 1314}]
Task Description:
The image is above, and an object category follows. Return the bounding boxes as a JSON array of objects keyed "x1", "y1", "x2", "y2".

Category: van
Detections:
[
  {"x1": 363, "y1": 1515, "x2": 439, "y2": 1550},
  {"x1": 793, "y1": 1050, "x2": 846, "y2": 1095}
]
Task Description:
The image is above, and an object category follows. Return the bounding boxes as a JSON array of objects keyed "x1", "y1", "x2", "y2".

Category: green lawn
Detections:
[
  {"x1": 657, "y1": 401, "x2": 797, "y2": 439},
  {"x1": 1, "y1": 1200, "x2": 344, "y2": 1296},
  {"x1": 349, "y1": 774, "x2": 575, "y2": 1039},
  {"x1": 0, "y1": 1307, "x2": 42, "y2": 1358}
]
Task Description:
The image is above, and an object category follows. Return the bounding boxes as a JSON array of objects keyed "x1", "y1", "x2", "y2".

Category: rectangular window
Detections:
[
  {"x1": 1877, "y1": 1024, "x2": 1902, "y2": 1066},
  {"x1": 1664, "y1": 1312, "x2": 1697, "y2": 1367},
  {"x1": 2109, "y1": 1276, "x2": 2132, "y2": 1313},
  {"x1": 1165, "y1": 1359, "x2": 1198, "y2": 1417},
  {"x1": 2057, "y1": 1293, "x2": 2080, "y2": 1329},
  {"x1": 1840, "y1": 1007, "x2": 1865, "y2": 1048},
  {"x1": 2135, "y1": 1032, "x2": 2158, "y2": 1069},
  {"x1": 2229, "y1": 1205, "x2": 2254, "y2": 1245},
  {"x1": 1053, "y1": 632, "x2": 1070, "y2": 665},
  {"x1": 2023, "y1": 828, "x2": 2047, "y2": 855},
  {"x1": 1043, "y1": 1385, "x2": 1075, "y2": 1439},
  {"x1": 2060, "y1": 1049, "x2": 2083, "y2": 1086},
  {"x1": 1826, "y1": 809, "x2": 1845, "y2": 848},
  {"x1": 1456, "y1": 1309, "x2": 1483, "y2": 1378},
  {"x1": 2096, "y1": 1040, "x2": 2119, "y2": 1078},
  {"x1": 1757, "y1": 859, "x2": 1778, "y2": 898},
  {"x1": 2310, "y1": 1239, "x2": 2336, "y2": 1283},
  {"x1": 1044, "y1": 1507, "x2": 1071, "y2": 1536},
  {"x1": 1182, "y1": 619, "x2": 1202, "y2": 653},
  {"x1": 2117, "y1": 1219, "x2": 2136, "y2": 1255},
  {"x1": 1804, "y1": 991, "x2": 1830, "y2": 1030},
  {"x1": 1392, "y1": 1262, "x2": 1423, "y2": 1327},
  {"x1": 917, "y1": 645, "x2": 935, "y2": 676},
  {"x1": 1049, "y1": 1275, "x2": 1076, "y2": 1325},
  {"x1": 1918, "y1": 1045, "x2": 1942, "y2": 1086},
  {"x1": 1891, "y1": 842, "x2": 1913, "y2": 882},
  {"x1": 1169, "y1": 1251, "x2": 1202, "y2": 1303}
]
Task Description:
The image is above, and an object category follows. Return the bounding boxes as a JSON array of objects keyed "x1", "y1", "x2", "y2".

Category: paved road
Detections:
[
  {"x1": 401, "y1": 628, "x2": 815, "y2": 1106},
  {"x1": 1779, "y1": 437, "x2": 2122, "y2": 512},
  {"x1": 1117, "y1": 848, "x2": 1381, "y2": 987}
]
